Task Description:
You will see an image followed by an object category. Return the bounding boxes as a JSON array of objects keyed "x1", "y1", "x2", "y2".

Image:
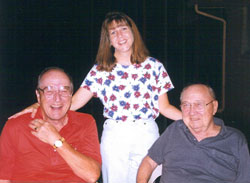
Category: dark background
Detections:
[{"x1": 0, "y1": 0, "x2": 249, "y2": 166}]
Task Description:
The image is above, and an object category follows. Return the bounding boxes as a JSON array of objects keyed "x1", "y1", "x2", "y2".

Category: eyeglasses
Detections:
[
  {"x1": 37, "y1": 86, "x2": 72, "y2": 98},
  {"x1": 180, "y1": 100, "x2": 214, "y2": 113}
]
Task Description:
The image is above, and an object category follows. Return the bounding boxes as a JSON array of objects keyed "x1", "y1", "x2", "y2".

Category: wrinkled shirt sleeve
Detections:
[{"x1": 234, "y1": 141, "x2": 250, "y2": 183}]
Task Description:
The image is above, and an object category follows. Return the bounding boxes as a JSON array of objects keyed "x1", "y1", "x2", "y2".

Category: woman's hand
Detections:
[{"x1": 8, "y1": 103, "x2": 40, "y2": 119}]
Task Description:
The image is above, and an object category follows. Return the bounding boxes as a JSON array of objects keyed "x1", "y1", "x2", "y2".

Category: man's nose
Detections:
[
  {"x1": 53, "y1": 91, "x2": 62, "y2": 101},
  {"x1": 189, "y1": 104, "x2": 196, "y2": 114}
]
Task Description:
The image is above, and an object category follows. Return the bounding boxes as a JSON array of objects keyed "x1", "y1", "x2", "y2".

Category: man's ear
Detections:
[
  {"x1": 212, "y1": 100, "x2": 218, "y2": 115},
  {"x1": 36, "y1": 90, "x2": 41, "y2": 104}
]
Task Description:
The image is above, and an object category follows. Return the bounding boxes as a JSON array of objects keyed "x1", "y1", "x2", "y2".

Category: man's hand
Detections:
[
  {"x1": 9, "y1": 103, "x2": 40, "y2": 119},
  {"x1": 29, "y1": 119, "x2": 61, "y2": 146},
  {"x1": 29, "y1": 119, "x2": 101, "y2": 182}
]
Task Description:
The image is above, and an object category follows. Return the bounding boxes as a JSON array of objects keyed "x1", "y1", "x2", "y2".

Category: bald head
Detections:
[
  {"x1": 37, "y1": 67, "x2": 73, "y2": 93},
  {"x1": 180, "y1": 84, "x2": 216, "y2": 102}
]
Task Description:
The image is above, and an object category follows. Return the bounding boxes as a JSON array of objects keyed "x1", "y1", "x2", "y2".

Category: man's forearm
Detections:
[
  {"x1": 56, "y1": 141, "x2": 101, "y2": 183},
  {"x1": 0, "y1": 180, "x2": 11, "y2": 183},
  {"x1": 137, "y1": 156, "x2": 157, "y2": 183}
]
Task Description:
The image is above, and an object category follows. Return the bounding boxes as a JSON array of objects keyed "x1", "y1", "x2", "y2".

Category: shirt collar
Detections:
[{"x1": 179, "y1": 117, "x2": 226, "y2": 141}]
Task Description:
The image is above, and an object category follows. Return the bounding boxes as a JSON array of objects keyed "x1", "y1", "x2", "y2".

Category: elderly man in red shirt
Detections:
[{"x1": 0, "y1": 67, "x2": 101, "y2": 183}]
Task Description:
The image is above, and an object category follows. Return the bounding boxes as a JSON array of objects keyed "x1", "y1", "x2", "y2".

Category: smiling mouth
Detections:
[
  {"x1": 190, "y1": 117, "x2": 200, "y2": 122},
  {"x1": 51, "y1": 105, "x2": 63, "y2": 110},
  {"x1": 118, "y1": 40, "x2": 127, "y2": 45}
]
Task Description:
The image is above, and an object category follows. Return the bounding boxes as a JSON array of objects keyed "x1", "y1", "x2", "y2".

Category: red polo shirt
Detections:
[{"x1": 0, "y1": 108, "x2": 101, "y2": 182}]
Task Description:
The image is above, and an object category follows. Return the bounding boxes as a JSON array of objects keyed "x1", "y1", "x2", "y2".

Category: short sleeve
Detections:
[
  {"x1": 70, "y1": 113, "x2": 102, "y2": 164},
  {"x1": 234, "y1": 138, "x2": 250, "y2": 183},
  {"x1": 80, "y1": 64, "x2": 104, "y2": 97},
  {"x1": 147, "y1": 127, "x2": 170, "y2": 165},
  {"x1": 155, "y1": 60, "x2": 174, "y2": 96},
  {"x1": 0, "y1": 121, "x2": 16, "y2": 179}
]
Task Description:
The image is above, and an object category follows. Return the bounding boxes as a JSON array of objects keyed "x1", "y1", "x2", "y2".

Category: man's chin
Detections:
[{"x1": 189, "y1": 125, "x2": 205, "y2": 133}]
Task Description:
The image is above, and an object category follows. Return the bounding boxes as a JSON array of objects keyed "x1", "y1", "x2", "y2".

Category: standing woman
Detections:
[
  {"x1": 10, "y1": 12, "x2": 182, "y2": 183},
  {"x1": 72, "y1": 12, "x2": 182, "y2": 183}
]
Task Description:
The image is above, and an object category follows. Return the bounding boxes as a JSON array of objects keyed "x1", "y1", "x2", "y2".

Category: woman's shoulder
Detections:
[
  {"x1": 87, "y1": 64, "x2": 110, "y2": 76},
  {"x1": 143, "y1": 57, "x2": 164, "y2": 68},
  {"x1": 144, "y1": 56, "x2": 162, "y2": 63}
]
